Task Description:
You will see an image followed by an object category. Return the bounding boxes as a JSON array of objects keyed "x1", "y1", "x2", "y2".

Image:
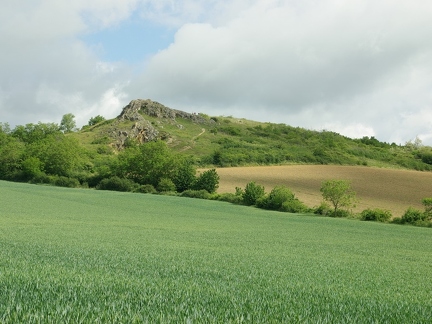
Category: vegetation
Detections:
[
  {"x1": 1, "y1": 180, "x2": 432, "y2": 322},
  {"x1": 320, "y1": 180, "x2": 357, "y2": 217},
  {"x1": 241, "y1": 181, "x2": 265, "y2": 206},
  {"x1": 360, "y1": 208, "x2": 392, "y2": 222}
]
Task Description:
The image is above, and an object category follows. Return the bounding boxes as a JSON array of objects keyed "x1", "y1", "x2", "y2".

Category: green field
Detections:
[{"x1": 1, "y1": 180, "x2": 432, "y2": 322}]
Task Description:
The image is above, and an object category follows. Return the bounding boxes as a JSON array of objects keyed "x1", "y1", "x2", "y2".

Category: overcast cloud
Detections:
[{"x1": 1, "y1": 0, "x2": 432, "y2": 145}]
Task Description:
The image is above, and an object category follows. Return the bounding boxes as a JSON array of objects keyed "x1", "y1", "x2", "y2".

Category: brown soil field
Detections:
[{"x1": 214, "y1": 165, "x2": 432, "y2": 217}]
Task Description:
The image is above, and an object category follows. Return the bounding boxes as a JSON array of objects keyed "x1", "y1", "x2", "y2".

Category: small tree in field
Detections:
[{"x1": 320, "y1": 180, "x2": 357, "y2": 217}]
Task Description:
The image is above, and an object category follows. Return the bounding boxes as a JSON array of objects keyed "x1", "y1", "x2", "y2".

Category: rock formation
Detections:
[{"x1": 109, "y1": 99, "x2": 214, "y2": 149}]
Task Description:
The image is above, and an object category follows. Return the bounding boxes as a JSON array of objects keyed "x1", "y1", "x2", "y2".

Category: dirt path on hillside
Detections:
[
  {"x1": 215, "y1": 165, "x2": 432, "y2": 217},
  {"x1": 180, "y1": 129, "x2": 206, "y2": 152}
]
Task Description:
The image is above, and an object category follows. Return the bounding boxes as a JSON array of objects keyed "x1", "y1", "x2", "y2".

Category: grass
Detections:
[{"x1": 1, "y1": 180, "x2": 432, "y2": 322}]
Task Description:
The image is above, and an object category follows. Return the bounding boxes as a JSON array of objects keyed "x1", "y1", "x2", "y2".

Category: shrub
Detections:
[
  {"x1": 280, "y1": 199, "x2": 309, "y2": 213},
  {"x1": 214, "y1": 193, "x2": 244, "y2": 204},
  {"x1": 360, "y1": 208, "x2": 392, "y2": 222},
  {"x1": 30, "y1": 173, "x2": 53, "y2": 185},
  {"x1": 313, "y1": 202, "x2": 331, "y2": 216},
  {"x1": 257, "y1": 186, "x2": 295, "y2": 211},
  {"x1": 157, "y1": 178, "x2": 176, "y2": 192},
  {"x1": 193, "y1": 169, "x2": 220, "y2": 193},
  {"x1": 97, "y1": 176, "x2": 138, "y2": 192},
  {"x1": 53, "y1": 176, "x2": 80, "y2": 188},
  {"x1": 422, "y1": 198, "x2": 432, "y2": 220},
  {"x1": 242, "y1": 182, "x2": 265, "y2": 206},
  {"x1": 401, "y1": 207, "x2": 426, "y2": 224},
  {"x1": 137, "y1": 184, "x2": 157, "y2": 194},
  {"x1": 180, "y1": 190, "x2": 211, "y2": 199}
]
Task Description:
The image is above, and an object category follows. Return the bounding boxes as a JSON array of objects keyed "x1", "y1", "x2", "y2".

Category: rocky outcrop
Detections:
[
  {"x1": 119, "y1": 99, "x2": 214, "y2": 124},
  {"x1": 109, "y1": 99, "x2": 213, "y2": 149}
]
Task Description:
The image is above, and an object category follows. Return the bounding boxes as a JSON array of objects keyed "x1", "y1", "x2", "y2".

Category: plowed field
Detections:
[{"x1": 216, "y1": 165, "x2": 432, "y2": 217}]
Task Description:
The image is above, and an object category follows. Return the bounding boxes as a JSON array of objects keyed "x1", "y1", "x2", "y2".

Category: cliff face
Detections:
[
  {"x1": 118, "y1": 99, "x2": 211, "y2": 124},
  {"x1": 110, "y1": 99, "x2": 213, "y2": 149}
]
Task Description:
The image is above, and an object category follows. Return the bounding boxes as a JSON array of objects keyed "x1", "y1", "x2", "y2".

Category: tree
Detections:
[
  {"x1": 172, "y1": 158, "x2": 197, "y2": 192},
  {"x1": 60, "y1": 113, "x2": 76, "y2": 133},
  {"x1": 26, "y1": 134, "x2": 82, "y2": 177},
  {"x1": 88, "y1": 115, "x2": 106, "y2": 126},
  {"x1": 256, "y1": 185, "x2": 295, "y2": 210},
  {"x1": 242, "y1": 181, "x2": 265, "y2": 206},
  {"x1": 11, "y1": 122, "x2": 61, "y2": 144},
  {"x1": 193, "y1": 169, "x2": 220, "y2": 193},
  {"x1": 320, "y1": 180, "x2": 357, "y2": 216},
  {"x1": 115, "y1": 141, "x2": 176, "y2": 187},
  {"x1": 0, "y1": 134, "x2": 25, "y2": 180}
]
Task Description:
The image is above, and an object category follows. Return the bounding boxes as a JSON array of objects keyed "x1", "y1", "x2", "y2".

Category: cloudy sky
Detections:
[{"x1": 1, "y1": 0, "x2": 432, "y2": 145}]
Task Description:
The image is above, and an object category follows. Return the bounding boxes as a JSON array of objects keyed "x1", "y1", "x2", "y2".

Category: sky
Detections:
[{"x1": 1, "y1": 0, "x2": 432, "y2": 145}]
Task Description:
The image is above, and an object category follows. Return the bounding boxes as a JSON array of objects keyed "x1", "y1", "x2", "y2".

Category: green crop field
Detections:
[{"x1": 1, "y1": 180, "x2": 431, "y2": 322}]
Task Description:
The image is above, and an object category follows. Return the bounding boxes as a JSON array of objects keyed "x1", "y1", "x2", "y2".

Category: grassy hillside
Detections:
[
  {"x1": 1, "y1": 180, "x2": 432, "y2": 322},
  {"x1": 73, "y1": 107, "x2": 432, "y2": 171}
]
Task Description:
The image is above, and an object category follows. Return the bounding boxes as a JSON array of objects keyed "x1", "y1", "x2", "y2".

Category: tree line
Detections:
[{"x1": 0, "y1": 117, "x2": 219, "y2": 194}]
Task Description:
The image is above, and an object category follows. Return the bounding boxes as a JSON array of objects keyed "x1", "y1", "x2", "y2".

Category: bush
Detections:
[
  {"x1": 96, "y1": 176, "x2": 138, "y2": 192},
  {"x1": 280, "y1": 199, "x2": 309, "y2": 213},
  {"x1": 401, "y1": 207, "x2": 426, "y2": 224},
  {"x1": 30, "y1": 173, "x2": 53, "y2": 185},
  {"x1": 193, "y1": 169, "x2": 220, "y2": 193},
  {"x1": 422, "y1": 198, "x2": 432, "y2": 220},
  {"x1": 313, "y1": 202, "x2": 331, "y2": 216},
  {"x1": 360, "y1": 208, "x2": 392, "y2": 222},
  {"x1": 213, "y1": 192, "x2": 244, "y2": 204},
  {"x1": 157, "y1": 178, "x2": 176, "y2": 192},
  {"x1": 54, "y1": 176, "x2": 80, "y2": 188},
  {"x1": 137, "y1": 184, "x2": 157, "y2": 194},
  {"x1": 180, "y1": 190, "x2": 211, "y2": 199},
  {"x1": 257, "y1": 186, "x2": 295, "y2": 211},
  {"x1": 242, "y1": 182, "x2": 265, "y2": 206}
]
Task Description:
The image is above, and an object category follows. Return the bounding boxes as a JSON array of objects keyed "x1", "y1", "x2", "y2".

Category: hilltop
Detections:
[{"x1": 75, "y1": 99, "x2": 432, "y2": 171}]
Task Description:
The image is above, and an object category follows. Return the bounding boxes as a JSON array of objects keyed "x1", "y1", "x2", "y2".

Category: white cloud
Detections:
[
  {"x1": 1, "y1": 0, "x2": 432, "y2": 146},
  {"x1": 130, "y1": 0, "x2": 432, "y2": 145}
]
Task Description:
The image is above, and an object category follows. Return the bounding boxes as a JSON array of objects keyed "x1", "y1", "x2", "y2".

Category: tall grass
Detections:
[{"x1": 1, "y1": 180, "x2": 431, "y2": 322}]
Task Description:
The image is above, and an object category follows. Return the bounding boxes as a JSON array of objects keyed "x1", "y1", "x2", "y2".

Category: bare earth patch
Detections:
[{"x1": 215, "y1": 165, "x2": 432, "y2": 217}]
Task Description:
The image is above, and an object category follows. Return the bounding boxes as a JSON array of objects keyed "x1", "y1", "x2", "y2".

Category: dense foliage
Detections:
[{"x1": 0, "y1": 120, "x2": 219, "y2": 194}]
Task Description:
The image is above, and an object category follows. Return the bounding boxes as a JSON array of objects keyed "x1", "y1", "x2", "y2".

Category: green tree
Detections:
[
  {"x1": 320, "y1": 180, "x2": 357, "y2": 216},
  {"x1": 242, "y1": 181, "x2": 265, "y2": 206},
  {"x1": 88, "y1": 115, "x2": 106, "y2": 126},
  {"x1": 60, "y1": 113, "x2": 76, "y2": 133},
  {"x1": 193, "y1": 169, "x2": 220, "y2": 193},
  {"x1": 0, "y1": 133, "x2": 25, "y2": 180},
  {"x1": 11, "y1": 122, "x2": 61, "y2": 144},
  {"x1": 257, "y1": 186, "x2": 296, "y2": 211},
  {"x1": 116, "y1": 141, "x2": 176, "y2": 187},
  {"x1": 26, "y1": 134, "x2": 82, "y2": 176},
  {"x1": 172, "y1": 158, "x2": 196, "y2": 192},
  {"x1": 21, "y1": 157, "x2": 44, "y2": 179}
]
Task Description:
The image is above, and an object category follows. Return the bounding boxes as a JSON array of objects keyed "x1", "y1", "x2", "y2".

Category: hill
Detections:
[
  {"x1": 1, "y1": 98, "x2": 432, "y2": 218},
  {"x1": 75, "y1": 99, "x2": 432, "y2": 171}
]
